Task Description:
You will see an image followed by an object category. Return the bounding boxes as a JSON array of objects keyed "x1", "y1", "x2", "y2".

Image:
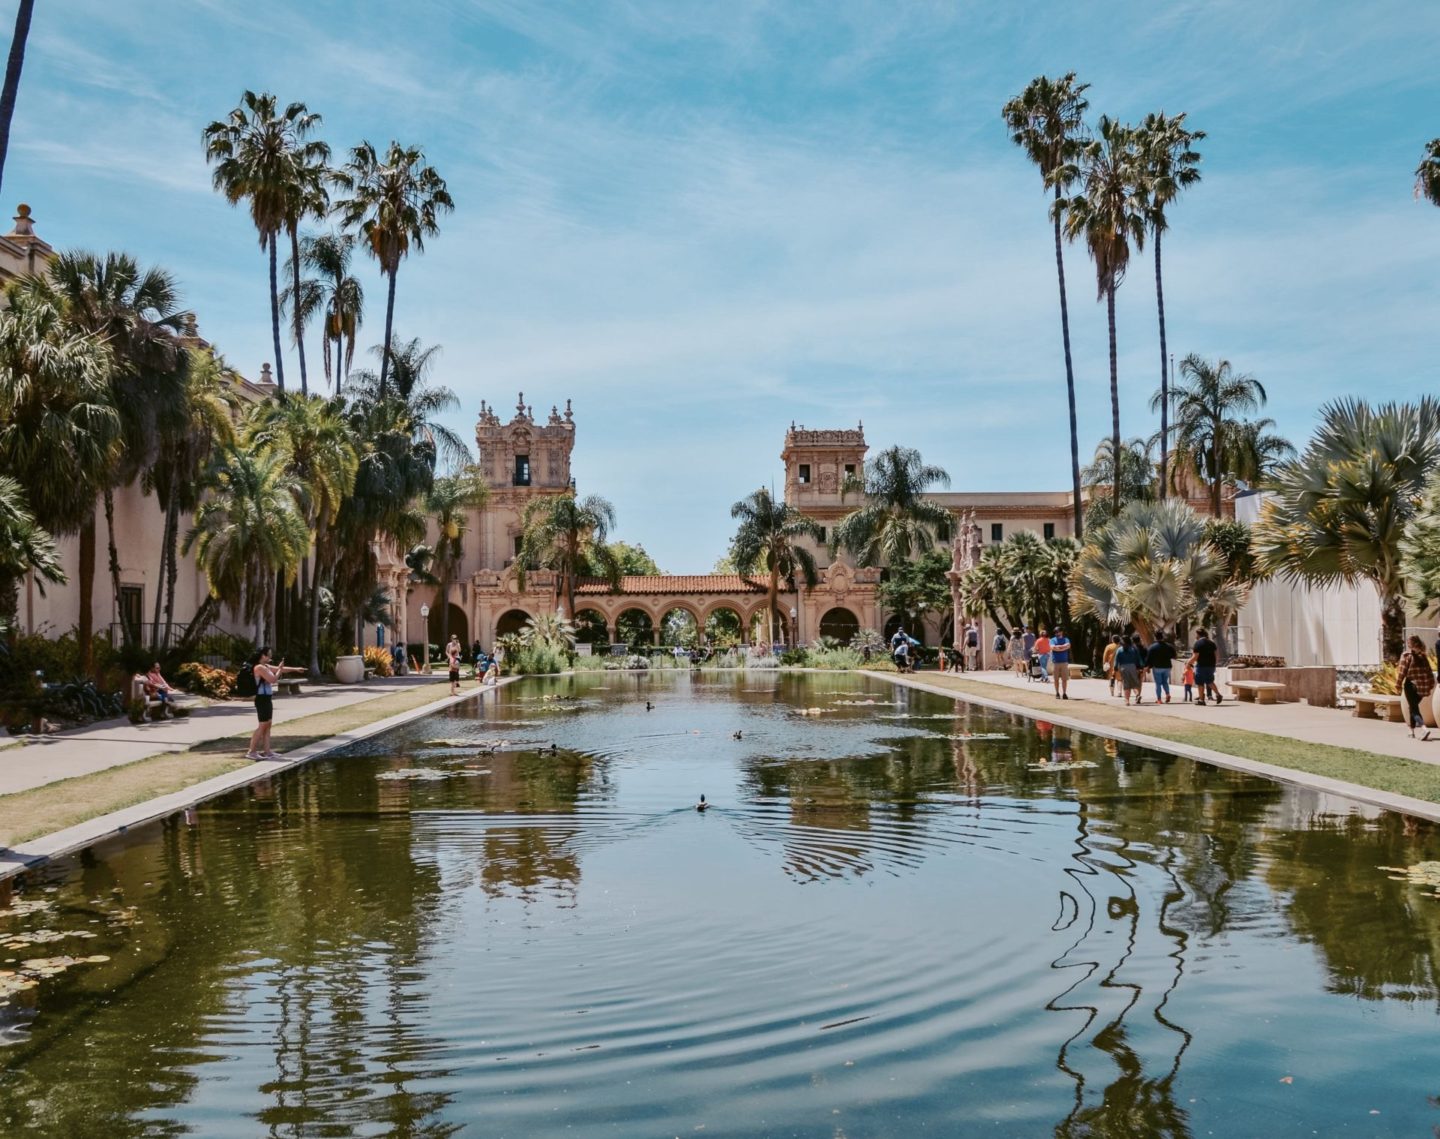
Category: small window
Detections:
[
  {"x1": 513, "y1": 454, "x2": 531, "y2": 486},
  {"x1": 1043, "y1": 522, "x2": 1055, "y2": 540},
  {"x1": 119, "y1": 585, "x2": 143, "y2": 643},
  {"x1": 844, "y1": 463, "x2": 856, "y2": 477},
  {"x1": 991, "y1": 523, "x2": 1003, "y2": 543},
  {"x1": 936, "y1": 521, "x2": 951, "y2": 543},
  {"x1": 798, "y1": 464, "x2": 811, "y2": 485},
  {"x1": 513, "y1": 535, "x2": 524, "y2": 558},
  {"x1": 816, "y1": 527, "x2": 827, "y2": 543}
]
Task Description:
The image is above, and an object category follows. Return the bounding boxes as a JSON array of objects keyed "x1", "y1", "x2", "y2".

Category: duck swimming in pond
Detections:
[
  {"x1": 645, "y1": 700, "x2": 654, "y2": 711},
  {"x1": 696, "y1": 794, "x2": 709, "y2": 812},
  {"x1": 536, "y1": 743, "x2": 559, "y2": 755},
  {"x1": 732, "y1": 730, "x2": 743, "y2": 740}
]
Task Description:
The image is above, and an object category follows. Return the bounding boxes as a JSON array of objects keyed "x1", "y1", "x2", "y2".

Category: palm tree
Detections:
[
  {"x1": 1062, "y1": 115, "x2": 1148, "y2": 517},
  {"x1": 1159, "y1": 354, "x2": 1270, "y2": 516},
  {"x1": 831, "y1": 445, "x2": 952, "y2": 566},
  {"x1": 23, "y1": 250, "x2": 190, "y2": 652},
  {"x1": 0, "y1": 0, "x2": 34, "y2": 199},
  {"x1": 1416, "y1": 138, "x2": 1440, "y2": 207},
  {"x1": 1136, "y1": 112, "x2": 1205, "y2": 497},
  {"x1": 960, "y1": 529, "x2": 1078, "y2": 633},
  {"x1": 282, "y1": 149, "x2": 332, "y2": 395},
  {"x1": 247, "y1": 394, "x2": 359, "y2": 680},
  {"x1": 185, "y1": 446, "x2": 309, "y2": 644},
  {"x1": 729, "y1": 487, "x2": 822, "y2": 648},
  {"x1": 517, "y1": 493, "x2": 619, "y2": 620},
  {"x1": 346, "y1": 336, "x2": 469, "y2": 468},
  {"x1": 1080, "y1": 434, "x2": 1156, "y2": 533},
  {"x1": 1002, "y1": 73, "x2": 1090, "y2": 539},
  {"x1": 333, "y1": 140, "x2": 453, "y2": 396},
  {"x1": 1253, "y1": 397, "x2": 1440, "y2": 662},
  {"x1": 426, "y1": 469, "x2": 489, "y2": 644},
  {"x1": 203, "y1": 91, "x2": 328, "y2": 394},
  {"x1": 296, "y1": 231, "x2": 363, "y2": 391},
  {"x1": 0, "y1": 475, "x2": 62, "y2": 635},
  {"x1": 0, "y1": 285, "x2": 117, "y2": 673}
]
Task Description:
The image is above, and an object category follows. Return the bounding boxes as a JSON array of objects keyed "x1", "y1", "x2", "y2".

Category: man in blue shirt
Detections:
[{"x1": 1050, "y1": 627, "x2": 1072, "y2": 699}]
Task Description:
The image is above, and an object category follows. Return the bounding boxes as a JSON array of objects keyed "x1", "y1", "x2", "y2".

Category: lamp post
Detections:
[
  {"x1": 419, "y1": 604, "x2": 431, "y2": 673},
  {"x1": 789, "y1": 606, "x2": 799, "y2": 648}
]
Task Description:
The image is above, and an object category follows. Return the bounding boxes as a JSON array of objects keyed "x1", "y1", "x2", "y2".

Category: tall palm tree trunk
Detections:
[
  {"x1": 268, "y1": 233, "x2": 286, "y2": 393},
  {"x1": 103, "y1": 488, "x2": 131, "y2": 650},
  {"x1": 1106, "y1": 283, "x2": 1121, "y2": 517},
  {"x1": 768, "y1": 566, "x2": 779, "y2": 649},
  {"x1": 379, "y1": 268, "x2": 397, "y2": 397},
  {"x1": 290, "y1": 228, "x2": 308, "y2": 395},
  {"x1": 308, "y1": 552, "x2": 323, "y2": 682},
  {"x1": 162, "y1": 502, "x2": 181, "y2": 649},
  {"x1": 1053, "y1": 191, "x2": 1083, "y2": 539},
  {"x1": 150, "y1": 500, "x2": 169, "y2": 652},
  {"x1": 0, "y1": 0, "x2": 34, "y2": 200},
  {"x1": 1154, "y1": 230, "x2": 1169, "y2": 499},
  {"x1": 1210, "y1": 432, "x2": 1222, "y2": 516},
  {"x1": 78, "y1": 512, "x2": 96, "y2": 676},
  {"x1": 1381, "y1": 589, "x2": 1406, "y2": 663}
]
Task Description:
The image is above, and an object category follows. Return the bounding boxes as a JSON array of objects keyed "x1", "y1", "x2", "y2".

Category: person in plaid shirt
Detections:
[{"x1": 1397, "y1": 635, "x2": 1436, "y2": 740}]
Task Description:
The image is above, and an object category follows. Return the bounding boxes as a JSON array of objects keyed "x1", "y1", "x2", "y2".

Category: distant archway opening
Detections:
[
  {"x1": 884, "y1": 613, "x2": 926, "y2": 645},
  {"x1": 615, "y1": 608, "x2": 655, "y2": 647},
  {"x1": 661, "y1": 607, "x2": 699, "y2": 647},
  {"x1": 818, "y1": 607, "x2": 860, "y2": 644},
  {"x1": 496, "y1": 609, "x2": 532, "y2": 639},
  {"x1": 749, "y1": 608, "x2": 791, "y2": 648},
  {"x1": 573, "y1": 609, "x2": 609, "y2": 645},
  {"x1": 704, "y1": 608, "x2": 743, "y2": 647},
  {"x1": 428, "y1": 603, "x2": 469, "y2": 648}
]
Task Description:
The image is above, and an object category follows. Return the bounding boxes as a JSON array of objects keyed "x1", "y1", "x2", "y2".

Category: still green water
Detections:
[{"x1": 1, "y1": 671, "x2": 1439, "y2": 1137}]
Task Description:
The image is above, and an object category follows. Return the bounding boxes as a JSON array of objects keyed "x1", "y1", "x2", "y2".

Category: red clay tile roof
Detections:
[{"x1": 575, "y1": 574, "x2": 769, "y2": 595}]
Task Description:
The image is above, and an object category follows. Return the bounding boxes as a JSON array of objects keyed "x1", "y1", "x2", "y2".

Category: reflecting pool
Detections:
[{"x1": 3, "y1": 671, "x2": 1440, "y2": 1137}]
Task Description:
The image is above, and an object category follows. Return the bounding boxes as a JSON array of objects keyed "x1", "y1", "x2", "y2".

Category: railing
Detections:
[{"x1": 109, "y1": 616, "x2": 217, "y2": 654}]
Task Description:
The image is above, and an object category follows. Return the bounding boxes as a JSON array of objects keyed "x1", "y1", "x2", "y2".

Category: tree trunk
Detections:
[
  {"x1": 1381, "y1": 590, "x2": 1406, "y2": 663},
  {"x1": 1107, "y1": 283, "x2": 1121, "y2": 518},
  {"x1": 1154, "y1": 230, "x2": 1169, "y2": 500},
  {"x1": 268, "y1": 233, "x2": 286, "y2": 393},
  {"x1": 173, "y1": 594, "x2": 220, "y2": 660},
  {"x1": 308, "y1": 550, "x2": 324, "y2": 683},
  {"x1": 378, "y1": 268, "x2": 397, "y2": 398},
  {"x1": 78, "y1": 511, "x2": 96, "y2": 676},
  {"x1": 0, "y1": 0, "x2": 34, "y2": 201},
  {"x1": 1053, "y1": 191, "x2": 1083, "y2": 539},
  {"x1": 150, "y1": 496, "x2": 168, "y2": 652},
  {"x1": 290, "y1": 227, "x2": 308, "y2": 395},
  {"x1": 103, "y1": 488, "x2": 131, "y2": 650},
  {"x1": 162, "y1": 499, "x2": 181, "y2": 649},
  {"x1": 768, "y1": 565, "x2": 779, "y2": 649}
]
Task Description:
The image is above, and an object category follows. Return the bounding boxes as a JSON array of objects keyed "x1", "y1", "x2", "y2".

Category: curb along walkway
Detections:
[
  {"x1": 0, "y1": 677, "x2": 519, "y2": 878},
  {"x1": 879, "y1": 669, "x2": 1440, "y2": 825}
]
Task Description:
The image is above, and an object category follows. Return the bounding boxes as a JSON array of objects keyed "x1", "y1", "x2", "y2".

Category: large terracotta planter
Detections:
[
  {"x1": 1426, "y1": 688, "x2": 1440, "y2": 729},
  {"x1": 334, "y1": 654, "x2": 365, "y2": 684}
]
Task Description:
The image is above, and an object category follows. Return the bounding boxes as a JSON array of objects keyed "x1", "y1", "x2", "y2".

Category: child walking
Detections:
[{"x1": 1182, "y1": 663, "x2": 1195, "y2": 703}]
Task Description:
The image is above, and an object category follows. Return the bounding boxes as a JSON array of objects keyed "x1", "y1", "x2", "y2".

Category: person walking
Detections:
[
  {"x1": 992, "y1": 627, "x2": 1009, "y2": 669},
  {"x1": 1146, "y1": 631, "x2": 1176, "y2": 705},
  {"x1": 1032, "y1": 627, "x2": 1052, "y2": 682},
  {"x1": 245, "y1": 647, "x2": 303, "y2": 760},
  {"x1": 1189, "y1": 629, "x2": 1223, "y2": 706},
  {"x1": 1116, "y1": 635, "x2": 1144, "y2": 706},
  {"x1": 446, "y1": 635, "x2": 463, "y2": 696},
  {"x1": 1051, "y1": 627, "x2": 1072, "y2": 699},
  {"x1": 1182, "y1": 661, "x2": 1195, "y2": 702},
  {"x1": 1397, "y1": 635, "x2": 1435, "y2": 740},
  {"x1": 963, "y1": 621, "x2": 981, "y2": 672},
  {"x1": 1022, "y1": 626, "x2": 1036, "y2": 658},
  {"x1": 1103, "y1": 634, "x2": 1121, "y2": 697},
  {"x1": 1010, "y1": 631, "x2": 1028, "y2": 675}
]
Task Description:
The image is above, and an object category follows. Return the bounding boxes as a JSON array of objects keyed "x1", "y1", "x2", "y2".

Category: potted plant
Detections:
[{"x1": 333, "y1": 649, "x2": 365, "y2": 684}]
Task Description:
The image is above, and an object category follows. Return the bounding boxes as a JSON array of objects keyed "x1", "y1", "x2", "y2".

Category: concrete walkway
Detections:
[
  {"x1": 922, "y1": 665, "x2": 1440, "y2": 765},
  {"x1": 0, "y1": 676, "x2": 457, "y2": 796}
]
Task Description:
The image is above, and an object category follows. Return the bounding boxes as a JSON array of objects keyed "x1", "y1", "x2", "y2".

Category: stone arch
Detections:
[
  {"x1": 702, "y1": 605, "x2": 744, "y2": 647},
  {"x1": 749, "y1": 606, "x2": 791, "y2": 647},
  {"x1": 659, "y1": 604, "x2": 702, "y2": 646},
  {"x1": 495, "y1": 608, "x2": 533, "y2": 639},
  {"x1": 573, "y1": 608, "x2": 609, "y2": 645},
  {"x1": 428, "y1": 603, "x2": 469, "y2": 647},
  {"x1": 818, "y1": 606, "x2": 860, "y2": 643},
  {"x1": 615, "y1": 607, "x2": 655, "y2": 647},
  {"x1": 884, "y1": 613, "x2": 926, "y2": 645}
]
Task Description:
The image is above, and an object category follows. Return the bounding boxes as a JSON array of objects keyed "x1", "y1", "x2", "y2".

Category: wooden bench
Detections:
[
  {"x1": 276, "y1": 678, "x2": 304, "y2": 697},
  {"x1": 1353, "y1": 693, "x2": 1405, "y2": 722},
  {"x1": 1229, "y1": 680, "x2": 1288, "y2": 705}
]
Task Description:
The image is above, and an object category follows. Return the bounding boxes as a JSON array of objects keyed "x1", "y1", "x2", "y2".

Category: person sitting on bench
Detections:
[{"x1": 145, "y1": 662, "x2": 177, "y2": 708}]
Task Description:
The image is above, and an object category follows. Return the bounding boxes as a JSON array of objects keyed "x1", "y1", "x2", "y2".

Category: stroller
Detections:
[{"x1": 1027, "y1": 652, "x2": 1048, "y2": 682}]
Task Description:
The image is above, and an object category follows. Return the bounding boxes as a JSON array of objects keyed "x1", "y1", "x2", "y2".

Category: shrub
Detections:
[
  {"x1": 1229, "y1": 655, "x2": 1287, "y2": 669},
  {"x1": 807, "y1": 647, "x2": 863, "y2": 670},
  {"x1": 507, "y1": 643, "x2": 570, "y2": 675},
  {"x1": 778, "y1": 648, "x2": 809, "y2": 667},
  {"x1": 362, "y1": 646, "x2": 394, "y2": 678},
  {"x1": 748, "y1": 654, "x2": 780, "y2": 669},
  {"x1": 623, "y1": 654, "x2": 651, "y2": 670},
  {"x1": 175, "y1": 661, "x2": 235, "y2": 699}
]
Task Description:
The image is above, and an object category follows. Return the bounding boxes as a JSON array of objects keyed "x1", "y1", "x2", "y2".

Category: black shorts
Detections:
[
  {"x1": 254, "y1": 694, "x2": 274, "y2": 723},
  {"x1": 1194, "y1": 666, "x2": 1216, "y2": 687},
  {"x1": 449, "y1": 667, "x2": 460, "y2": 683}
]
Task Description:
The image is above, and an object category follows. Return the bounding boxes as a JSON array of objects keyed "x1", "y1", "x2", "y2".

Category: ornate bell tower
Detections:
[{"x1": 473, "y1": 393, "x2": 575, "y2": 570}]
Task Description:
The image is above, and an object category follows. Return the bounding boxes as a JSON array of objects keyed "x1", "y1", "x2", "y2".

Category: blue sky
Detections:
[{"x1": 13, "y1": 0, "x2": 1438, "y2": 571}]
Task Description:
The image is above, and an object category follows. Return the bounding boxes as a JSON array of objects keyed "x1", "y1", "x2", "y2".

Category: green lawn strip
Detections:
[
  {"x1": 0, "y1": 680, "x2": 463, "y2": 848},
  {"x1": 884, "y1": 671, "x2": 1440, "y2": 804}
]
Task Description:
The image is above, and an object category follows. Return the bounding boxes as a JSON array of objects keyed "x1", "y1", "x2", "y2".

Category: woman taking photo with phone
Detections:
[{"x1": 246, "y1": 647, "x2": 305, "y2": 760}]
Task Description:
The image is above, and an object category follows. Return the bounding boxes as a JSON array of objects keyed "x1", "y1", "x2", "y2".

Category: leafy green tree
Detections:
[
  {"x1": 0, "y1": 285, "x2": 117, "y2": 673},
  {"x1": 0, "y1": 475, "x2": 62, "y2": 635},
  {"x1": 1061, "y1": 115, "x2": 1147, "y2": 517},
  {"x1": 606, "y1": 541, "x2": 661, "y2": 576},
  {"x1": 877, "y1": 550, "x2": 951, "y2": 636},
  {"x1": 1081, "y1": 434, "x2": 1156, "y2": 533},
  {"x1": 1136, "y1": 112, "x2": 1204, "y2": 496},
  {"x1": 1002, "y1": 73, "x2": 1091, "y2": 539},
  {"x1": 1257, "y1": 397, "x2": 1440, "y2": 660},
  {"x1": 730, "y1": 487, "x2": 822, "y2": 648},
  {"x1": 203, "y1": 91, "x2": 328, "y2": 394},
  {"x1": 1072, "y1": 498, "x2": 1224, "y2": 644},
  {"x1": 426, "y1": 469, "x2": 489, "y2": 645},
  {"x1": 333, "y1": 140, "x2": 453, "y2": 396},
  {"x1": 1201, "y1": 518, "x2": 1264, "y2": 649},
  {"x1": 518, "y1": 494, "x2": 618, "y2": 619},
  {"x1": 1416, "y1": 138, "x2": 1440, "y2": 208},
  {"x1": 346, "y1": 336, "x2": 468, "y2": 468},
  {"x1": 961, "y1": 530, "x2": 1078, "y2": 633},
  {"x1": 832, "y1": 445, "x2": 951, "y2": 565}
]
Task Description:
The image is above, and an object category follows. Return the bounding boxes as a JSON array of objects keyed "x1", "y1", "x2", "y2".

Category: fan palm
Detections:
[
  {"x1": 282, "y1": 150, "x2": 331, "y2": 395},
  {"x1": 346, "y1": 336, "x2": 469, "y2": 468},
  {"x1": 0, "y1": 285, "x2": 117, "y2": 672},
  {"x1": 1061, "y1": 116, "x2": 1148, "y2": 518},
  {"x1": 518, "y1": 493, "x2": 619, "y2": 621},
  {"x1": 1157, "y1": 354, "x2": 1272, "y2": 515},
  {"x1": 184, "y1": 446, "x2": 309, "y2": 642},
  {"x1": 0, "y1": 0, "x2": 34, "y2": 200},
  {"x1": 0, "y1": 475, "x2": 62, "y2": 634},
  {"x1": 247, "y1": 394, "x2": 359, "y2": 679},
  {"x1": 729, "y1": 487, "x2": 822, "y2": 648},
  {"x1": 333, "y1": 140, "x2": 453, "y2": 396},
  {"x1": 1416, "y1": 138, "x2": 1440, "y2": 208},
  {"x1": 203, "y1": 91, "x2": 328, "y2": 394},
  {"x1": 293, "y1": 231, "x2": 363, "y2": 391},
  {"x1": 1136, "y1": 112, "x2": 1204, "y2": 497},
  {"x1": 1002, "y1": 72, "x2": 1090, "y2": 538},
  {"x1": 832, "y1": 445, "x2": 952, "y2": 566},
  {"x1": 426, "y1": 469, "x2": 490, "y2": 644},
  {"x1": 1253, "y1": 397, "x2": 1440, "y2": 661}
]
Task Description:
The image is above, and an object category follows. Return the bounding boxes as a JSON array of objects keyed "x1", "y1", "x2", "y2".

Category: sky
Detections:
[{"x1": 11, "y1": 0, "x2": 1439, "y2": 572}]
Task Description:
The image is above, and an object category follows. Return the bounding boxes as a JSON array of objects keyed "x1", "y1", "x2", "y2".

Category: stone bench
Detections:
[
  {"x1": 129, "y1": 676, "x2": 169, "y2": 720},
  {"x1": 1352, "y1": 693, "x2": 1404, "y2": 722},
  {"x1": 1229, "y1": 680, "x2": 1287, "y2": 705},
  {"x1": 1066, "y1": 663, "x2": 1086, "y2": 680},
  {"x1": 276, "y1": 678, "x2": 304, "y2": 697}
]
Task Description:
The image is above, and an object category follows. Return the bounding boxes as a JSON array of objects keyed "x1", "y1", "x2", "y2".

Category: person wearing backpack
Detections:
[
  {"x1": 963, "y1": 622, "x2": 980, "y2": 672},
  {"x1": 245, "y1": 647, "x2": 304, "y2": 760}
]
